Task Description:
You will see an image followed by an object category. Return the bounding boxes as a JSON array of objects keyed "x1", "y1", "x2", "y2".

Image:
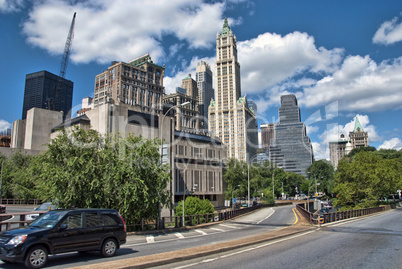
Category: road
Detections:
[
  {"x1": 154, "y1": 208, "x2": 402, "y2": 269},
  {"x1": 0, "y1": 205, "x2": 296, "y2": 268}
]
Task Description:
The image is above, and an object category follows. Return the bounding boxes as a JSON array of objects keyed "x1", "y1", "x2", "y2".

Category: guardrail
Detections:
[
  {"x1": 0, "y1": 199, "x2": 42, "y2": 205},
  {"x1": 127, "y1": 205, "x2": 262, "y2": 232},
  {"x1": 0, "y1": 206, "x2": 263, "y2": 232},
  {"x1": 295, "y1": 203, "x2": 386, "y2": 225}
]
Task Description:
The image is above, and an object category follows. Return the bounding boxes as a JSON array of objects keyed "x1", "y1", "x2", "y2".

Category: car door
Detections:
[
  {"x1": 82, "y1": 211, "x2": 103, "y2": 250},
  {"x1": 48, "y1": 212, "x2": 87, "y2": 253}
]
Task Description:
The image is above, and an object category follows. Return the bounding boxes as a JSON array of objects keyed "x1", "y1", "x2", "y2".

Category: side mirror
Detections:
[{"x1": 58, "y1": 224, "x2": 68, "y2": 231}]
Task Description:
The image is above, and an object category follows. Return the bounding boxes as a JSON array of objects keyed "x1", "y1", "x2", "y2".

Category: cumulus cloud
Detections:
[
  {"x1": 300, "y1": 55, "x2": 402, "y2": 112},
  {"x1": 379, "y1": 137, "x2": 402, "y2": 150},
  {"x1": 238, "y1": 32, "x2": 344, "y2": 95},
  {"x1": 21, "y1": 0, "x2": 227, "y2": 64},
  {"x1": 373, "y1": 17, "x2": 402, "y2": 45},
  {"x1": 0, "y1": 119, "x2": 11, "y2": 132},
  {"x1": 0, "y1": 0, "x2": 24, "y2": 13}
]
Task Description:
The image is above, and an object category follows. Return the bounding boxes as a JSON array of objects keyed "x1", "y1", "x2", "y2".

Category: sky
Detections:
[{"x1": 1, "y1": 0, "x2": 402, "y2": 161}]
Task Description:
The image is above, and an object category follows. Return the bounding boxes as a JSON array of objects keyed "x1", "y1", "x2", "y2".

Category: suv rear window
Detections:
[{"x1": 102, "y1": 213, "x2": 120, "y2": 226}]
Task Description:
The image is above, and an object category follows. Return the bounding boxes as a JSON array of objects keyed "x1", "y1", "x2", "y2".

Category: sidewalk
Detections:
[{"x1": 71, "y1": 209, "x2": 315, "y2": 269}]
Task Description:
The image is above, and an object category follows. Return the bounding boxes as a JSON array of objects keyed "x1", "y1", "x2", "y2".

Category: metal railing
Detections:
[
  {"x1": 0, "y1": 199, "x2": 42, "y2": 205},
  {"x1": 295, "y1": 203, "x2": 386, "y2": 225}
]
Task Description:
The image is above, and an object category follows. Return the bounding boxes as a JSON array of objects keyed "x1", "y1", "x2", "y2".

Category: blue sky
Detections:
[{"x1": 1, "y1": 0, "x2": 402, "y2": 160}]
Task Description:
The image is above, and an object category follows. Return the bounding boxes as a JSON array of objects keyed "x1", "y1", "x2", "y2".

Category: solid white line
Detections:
[
  {"x1": 219, "y1": 224, "x2": 240, "y2": 229},
  {"x1": 145, "y1": 236, "x2": 154, "y2": 243},
  {"x1": 195, "y1": 229, "x2": 208, "y2": 235},
  {"x1": 210, "y1": 227, "x2": 225, "y2": 232},
  {"x1": 256, "y1": 208, "x2": 275, "y2": 224},
  {"x1": 175, "y1": 232, "x2": 185, "y2": 238}
]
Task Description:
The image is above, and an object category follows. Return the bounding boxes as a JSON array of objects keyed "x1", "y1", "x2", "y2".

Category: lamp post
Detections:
[
  {"x1": 247, "y1": 161, "x2": 250, "y2": 208},
  {"x1": 0, "y1": 160, "x2": 3, "y2": 201}
]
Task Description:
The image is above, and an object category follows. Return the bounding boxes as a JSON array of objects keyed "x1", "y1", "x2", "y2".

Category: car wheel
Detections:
[
  {"x1": 101, "y1": 238, "x2": 117, "y2": 257},
  {"x1": 24, "y1": 246, "x2": 48, "y2": 269}
]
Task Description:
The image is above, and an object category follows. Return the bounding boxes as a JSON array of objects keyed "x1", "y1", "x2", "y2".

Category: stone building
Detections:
[{"x1": 208, "y1": 18, "x2": 258, "y2": 162}]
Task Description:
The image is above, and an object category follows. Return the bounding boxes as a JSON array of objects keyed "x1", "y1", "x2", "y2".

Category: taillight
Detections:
[{"x1": 118, "y1": 212, "x2": 126, "y2": 232}]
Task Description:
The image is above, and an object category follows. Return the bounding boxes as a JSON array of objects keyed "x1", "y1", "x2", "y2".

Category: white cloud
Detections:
[
  {"x1": 379, "y1": 138, "x2": 402, "y2": 150},
  {"x1": 0, "y1": 0, "x2": 24, "y2": 13},
  {"x1": 300, "y1": 55, "x2": 402, "y2": 112},
  {"x1": 21, "y1": 0, "x2": 227, "y2": 64},
  {"x1": 373, "y1": 17, "x2": 402, "y2": 45},
  {"x1": 0, "y1": 119, "x2": 11, "y2": 132},
  {"x1": 238, "y1": 31, "x2": 344, "y2": 95}
]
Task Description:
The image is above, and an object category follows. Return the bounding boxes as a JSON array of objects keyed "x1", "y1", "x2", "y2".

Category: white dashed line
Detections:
[
  {"x1": 175, "y1": 232, "x2": 185, "y2": 238},
  {"x1": 195, "y1": 229, "x2": 208, "y2": 235},
  {"x1": 146, "y1": 236, "x2": 155, "y2": 243}
]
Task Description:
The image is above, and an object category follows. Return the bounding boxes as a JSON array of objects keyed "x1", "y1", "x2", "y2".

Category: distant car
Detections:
[
  {"x1": 0, "y1": 208, "x2": 126, "y2": 268},
  {"x1": 25, "y1": 202, "x2": 58, "y2": 221}
]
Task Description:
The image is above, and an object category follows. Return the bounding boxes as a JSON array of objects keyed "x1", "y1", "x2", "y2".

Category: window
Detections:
[
  {"x1": 61, "y1": 213, "x2": 82, "y2": 229},
  {"x1": 102, "y1": 213, "x2": 120, "y2": 226},
  {"x1": 85, "y1": 213, "x2": 101, "y2": 227}
]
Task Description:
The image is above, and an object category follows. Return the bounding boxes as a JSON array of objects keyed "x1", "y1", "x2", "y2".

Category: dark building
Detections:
[
  {"x1": 22, "y1": 71, "x2": 73, "y2": 120},
  {"x1": 260, "y1": 123, "x2": 275, "y2": 151},
  {"x1": 269, "y1": 94, "x2": 314, "y2": 177}
]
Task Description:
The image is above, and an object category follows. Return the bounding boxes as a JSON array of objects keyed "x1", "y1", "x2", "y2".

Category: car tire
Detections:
[
  {"x1": 24, "y1": 246, "x2": 48, "y2": 269},
  {"x1": 101, "y1": 238, "x2": 117, "y2": 257}
]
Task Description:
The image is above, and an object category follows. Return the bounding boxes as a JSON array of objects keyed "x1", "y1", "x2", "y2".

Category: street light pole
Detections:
[
  {"x1": 247, "y1": 161, "x2": 250, "y2": 208},
  {"x1": 0, "y1": 160, "x2": 3, "y2": 201}
]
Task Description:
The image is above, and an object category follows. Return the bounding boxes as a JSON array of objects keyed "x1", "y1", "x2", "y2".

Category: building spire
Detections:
[
  {"x1": 221, "y1": 18, "x2": 231, "y2": 36},
  {"x1": 354, "y1": 116, "x2": 364, "y2": 132}
]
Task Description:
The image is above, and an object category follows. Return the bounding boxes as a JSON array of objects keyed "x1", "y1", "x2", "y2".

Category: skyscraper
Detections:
[
  {"x1": 208, "y1": 18, "x2": 258, "y2": 161},
  {"x1": 22, "y1": 71, "x2": 73, "y2": 120},
  {"x1": 269, "y1": 94, "x2": 314, "y2": 177},
  {"x1": 196, "y1": 61, "x2": 214, "y2": 128},
  {"x1": 260, "y1": 123, "x2": 275, "y2": 151}
]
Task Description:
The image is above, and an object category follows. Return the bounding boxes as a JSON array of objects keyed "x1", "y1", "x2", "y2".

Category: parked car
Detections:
[
  {"x1": 25, "y1": 202, "x2": 58, "y2": 221},
  {"x1": 0, "y1": 208, "x2": 126, "y2": 268}
]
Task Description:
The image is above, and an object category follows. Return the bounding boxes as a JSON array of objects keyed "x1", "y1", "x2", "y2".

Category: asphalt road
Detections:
[
  {"x1": 0, "y1": 205, "x2": 296, "y2": 268},
  {"x1": 153, "y1": 208, "x2": 402, "y2": 269}
]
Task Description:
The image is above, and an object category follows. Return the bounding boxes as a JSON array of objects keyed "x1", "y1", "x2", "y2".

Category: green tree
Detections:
[
  {"x1": 333, "y1": 151, "x2": 402, "y2": 209},
  {"x1": 306, "y1": 159, "x2": 335, "y2": 195},
  {"x1": 32, "y1": 127, "x2": 171, "y2": 224},
  {"x1": 175, "y1": 196, "x2": 215, "y2": 224}
]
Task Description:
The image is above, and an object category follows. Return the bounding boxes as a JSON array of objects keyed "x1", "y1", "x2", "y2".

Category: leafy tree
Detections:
[
  {"x1": 175, "y1": 196, "x2": 215, "y2": 224},
  {"x1": 306, "y1": 159, "x2": 335, "y2": 195},
  {"x1": 32, "y1": 127, "x2": 171, "y2": 224},
  {"x1": 345, "y1": 146, "x2": 377, "y2": 158},
  {"x1": 333, "y1": 151, "x2": 402, "y2": 209}
]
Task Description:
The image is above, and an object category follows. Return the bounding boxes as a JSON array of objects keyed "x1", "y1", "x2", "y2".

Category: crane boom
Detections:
[{"x1": 60, "y1": 12, "x2": 76, "y2": 79}]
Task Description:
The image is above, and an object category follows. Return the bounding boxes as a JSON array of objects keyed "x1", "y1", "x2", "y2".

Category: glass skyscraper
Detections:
[
  {"x1": 269, "y1": 94, "x2": 314, "y2": 177},
  {"x1": 22, "y1": 70, "x2": 73, "y2": 120}
]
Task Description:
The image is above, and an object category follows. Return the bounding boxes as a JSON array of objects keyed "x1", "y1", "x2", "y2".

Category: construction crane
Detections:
[{"x1": 53, "y1": 12, "x2": 76, "y2": 120}]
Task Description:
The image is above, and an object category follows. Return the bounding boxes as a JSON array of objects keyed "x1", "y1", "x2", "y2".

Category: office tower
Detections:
[
  {"x1": 196, "y1": 61, "x2": 214, "y2": 127},
  {"x1": 208, "y1": 18, "x2": 258, "y2": 161},
  {"x1": 22, "y1": 71, "x2": 73, "y2": 120},
  {"x1": 260, "y1": 123, "x2": 275, "y2": 151},
  {"x1": 181, "y1": 74, "x2": 198, "y2": 99},
  {"x1": 93, "y1": 53, "x2": 165, "y2": 114},
  {"x1": 269, "y1": 94, "x2": 314, "y2": 177}
]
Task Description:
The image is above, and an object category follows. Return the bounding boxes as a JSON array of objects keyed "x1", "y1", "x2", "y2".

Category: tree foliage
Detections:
[
  {"x1": 333, "y1": 150, "x2": 402, "y2": 209},
  {"x1": 28, "y1": 127, "x2": 171, "y2": 224},
  {"x1": 306, "y1": 159, "x2": 335, "y2": 195},
  {"x1": 175, "y1": 196, "x2": 214, "y2": 217}
]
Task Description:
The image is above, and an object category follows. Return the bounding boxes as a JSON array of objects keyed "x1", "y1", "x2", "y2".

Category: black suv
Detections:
[{"x1": 0, "y1": 208, "x2": 127, "y2": 268}]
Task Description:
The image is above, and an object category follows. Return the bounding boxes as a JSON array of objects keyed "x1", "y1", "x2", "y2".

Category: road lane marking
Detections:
[
  {"x1": 292, "y1": 208, "x2": 299, "y2": 225},
  {"x1": 175, "y1": 232, "x2": 185, "y2": 238},
  {"x1": 146, "y1": 236, "x2": 154, "y2": 243},
  {"x1": 219, "y1": 224, "x2": 241, "y2": 229},
  {"x1": 195, "y1": 229, "x2": 208, "y2": 235},
  {"x1": 256, "y1": 208, "x2": 275, "y2": 224},
  {"x1": 210, "y1": 227, "x2": 225, "y2": 232}
]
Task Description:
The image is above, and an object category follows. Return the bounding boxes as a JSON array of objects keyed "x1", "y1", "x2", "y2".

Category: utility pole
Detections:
[{"x1": 0, "y1": 160, "x2": 3, "y2": 201}]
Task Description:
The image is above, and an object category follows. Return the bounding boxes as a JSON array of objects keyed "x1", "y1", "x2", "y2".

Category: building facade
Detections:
[
  {"x1": 22, "y1": 70, "x2": 73, "y2": 120},
  {"x1": 181, "y1": 74, "x2": 198, "y2": 99},
  {"x1": 260, "y1": 123, "x2": 275, "y2": 151},
  {"x1": 329, "y1": 116, "x2": 369, "y2": 168},
  {"x1": 269, "y1": 94, "x2": 314, "y2": 177},
  {"x1": 195, "y1": 61, "x2": 214, "y2": 128},
  {"x1": 93, "y1": 54, "x2": 165, "y2": 115},
  {"x1": 208, "y1": 18, "x2": 258, "y2": 162}
]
